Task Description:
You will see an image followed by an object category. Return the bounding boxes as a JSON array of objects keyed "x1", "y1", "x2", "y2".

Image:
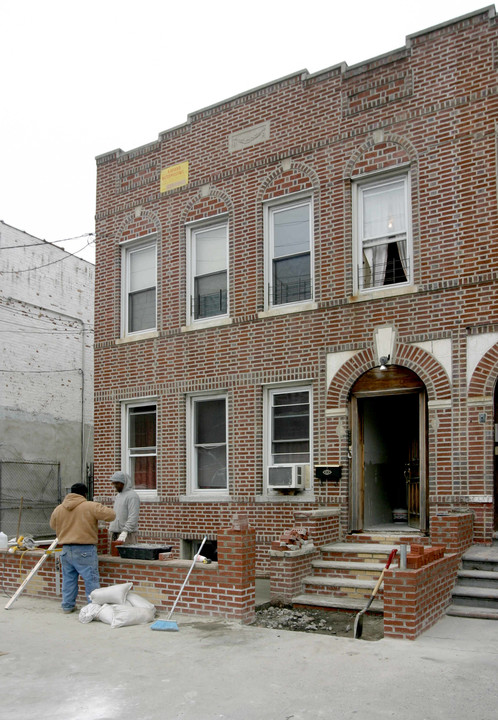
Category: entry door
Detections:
[{"x1": 350, "y1": 386, "x2": 427, "y2": 533}]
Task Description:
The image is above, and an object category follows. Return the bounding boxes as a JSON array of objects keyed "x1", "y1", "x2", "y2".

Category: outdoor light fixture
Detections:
[{"x1": 379, "y1": 355, "x2": 390, "y2": 371}]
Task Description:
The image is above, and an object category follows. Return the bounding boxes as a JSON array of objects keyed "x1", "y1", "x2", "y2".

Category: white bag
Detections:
[
  {"x1": 125, "y1": 592, "x2": 156, "y2": 613},
  {"x1": 110, "y1": 604, "x2": 155, "y2": 628},
  {"x1": 90, "y1": 582, "x2": 133, "y2": 605},
  {"x1": 78, "y1": 603, "x2": 102, "y2": 624},
  {"x1": 95, "y1": 603, "x2": 115, "y2": 625}
]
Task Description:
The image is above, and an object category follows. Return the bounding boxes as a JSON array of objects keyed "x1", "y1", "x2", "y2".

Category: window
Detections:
[
  {"x1": 355, "y1": 174, "x2": 411, "y2": 292},
  {"x1": 124, "y1": 402, "x2": 157, "y2": 491},
  {"x1": 188, "y1": 220, "x2": 228, "y2": 322},
  {"x1": 266, "y1": 198, "x2": 313, "y2": 307},
  {"x1": 121, "y1": 238, "x2": 157, "y2": 335},
  {"x1": 189, "y1": 395, "x2": 227, "y2": 491},
  {"x1": 268, "y1": 387, "x2": 311, "y2": 465}
]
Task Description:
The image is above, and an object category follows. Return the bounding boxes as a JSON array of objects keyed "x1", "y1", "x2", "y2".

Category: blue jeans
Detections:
[{"x1": 61, "y1": 544, "x2": 100, "y2": 610}]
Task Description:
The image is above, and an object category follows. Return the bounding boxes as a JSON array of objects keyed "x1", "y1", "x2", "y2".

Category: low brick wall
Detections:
[
  {"x1": 2, "y1": 516, "x2": 256, "y2": 623},
  {"x1": 383, "y1": 551, "x2": 460, "y2": 640},
  {"x1": 430, "y1": 512, "x2": 474, "y2": 556},
  {"x1": 294, "y1": 508, "x2": 341, "y2": 547},
  {"x1": 270, "y1": 544, "x2": 319, "y2": 603}
]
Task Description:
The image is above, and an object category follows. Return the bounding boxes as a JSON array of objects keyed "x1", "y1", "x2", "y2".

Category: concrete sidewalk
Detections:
[{"x1": 1, "y1": 596, "x2": 498, "y2": 720}]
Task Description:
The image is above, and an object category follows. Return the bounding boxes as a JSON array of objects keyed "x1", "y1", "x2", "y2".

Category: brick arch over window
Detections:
[
  {"x1": 179, "y1": 187, "x2": 234, "y2": 225},
  {"x1": 343, "y1": 132, "x2": 418, "y2": 179},
  {"x1": 117, "y1": 208, "x2": 161, "y2": 242},
  {"x1": 327, "y1": 342, "x2": 450, "y2": 412},
  {"x1": 468, "y1": 343, "x2": 498, "y2": 397},
  {"x1": 257, "y1": 159, "x2": 320, "y2": 203}
]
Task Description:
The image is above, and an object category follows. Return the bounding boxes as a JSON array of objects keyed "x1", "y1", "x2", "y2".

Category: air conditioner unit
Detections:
[{"x1": 268, "y1": 464, "x2": 307, "y2": 490}]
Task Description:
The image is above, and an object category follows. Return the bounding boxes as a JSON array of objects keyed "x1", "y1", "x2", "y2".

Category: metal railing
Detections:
[{"x1": 270, "y1": 276, "x2": 312, "y2": 306}]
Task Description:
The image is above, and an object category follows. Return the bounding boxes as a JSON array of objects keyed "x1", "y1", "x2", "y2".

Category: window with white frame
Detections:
[
  {"x1": 355, "y1": 174, "x2": 411, "y2": 292},
  {"x1": 123, "y1": 402, "x2": 157, "y2": 491},
  {"x1": 267, "y1": 387, "x2": 311, "y2": 466},
  {"x1": 189, "y1": 395, "x2": 227, "y2": 491},
  {"x1": 121, "y1": 238, "x2": 157, "y2": 335},
  {"x1": 266, "y1": 197, "x2": 313, "y2": 307},
  {"x1": 188, "y1": 220, "x2": 228, "y2": 322}
]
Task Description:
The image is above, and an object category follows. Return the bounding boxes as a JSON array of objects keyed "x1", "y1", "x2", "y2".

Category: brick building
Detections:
[{"x1": 94, "y1": 7, "x2": 498, "y2": 571}]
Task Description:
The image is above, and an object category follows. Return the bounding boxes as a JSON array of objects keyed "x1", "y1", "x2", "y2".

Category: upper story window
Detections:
[
  {"x1": 188, "y1": 219, "x2": 228, "y2": 323},
  {"x1": 188, "y1": 394, "x2": 227, "y2": 492},
  {"x1": 121, "y1": 237, "x2": 157, "y2": 336},
  {"x1": 123, "y1": 401, "x2": 157, "y2": 492},
  {"x1": 265, "y1": 197, "x2": 313, "y2": 308},
  {"x1": 268, "y1": 387, "x2": 311, "y2": 466},
  {"x1": 354, "y1": 174, "x2": 411, "y2": 292}
]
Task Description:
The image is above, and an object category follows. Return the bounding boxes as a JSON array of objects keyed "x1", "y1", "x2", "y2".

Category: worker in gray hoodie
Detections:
[{"x1": 108, "y1": 471, "x2": 141, "y2": 545}]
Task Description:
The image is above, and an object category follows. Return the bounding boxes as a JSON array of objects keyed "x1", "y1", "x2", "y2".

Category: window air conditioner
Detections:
[{"x1": 268, "y1": 464, "x2": 306, "y2": 490}]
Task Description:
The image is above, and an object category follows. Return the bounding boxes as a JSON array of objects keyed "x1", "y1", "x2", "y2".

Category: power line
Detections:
[
  {"x1": 0, "y1": 237, "x2": 96, "y2": 274},
  {"x1": 0, "y1": 232, "x2": 94, "y2": 250}
]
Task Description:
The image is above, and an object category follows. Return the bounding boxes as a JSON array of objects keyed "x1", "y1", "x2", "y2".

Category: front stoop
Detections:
[
  {"x1": 447, "y1": 543, "x2": 498, "y2": 619},
  {"x1": 291, "y1": 536, "x2": 418, "y2": 614}
]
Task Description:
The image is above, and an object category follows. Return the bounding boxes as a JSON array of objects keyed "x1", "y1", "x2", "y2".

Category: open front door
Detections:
[{"x1": 350, "y1": 366, "x2": 428, "y2": 533}]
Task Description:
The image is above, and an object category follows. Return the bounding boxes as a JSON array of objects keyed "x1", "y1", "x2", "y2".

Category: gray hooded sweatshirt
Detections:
[{"x1": 108, "y1": 472, "x2": 141, "y2": 534}]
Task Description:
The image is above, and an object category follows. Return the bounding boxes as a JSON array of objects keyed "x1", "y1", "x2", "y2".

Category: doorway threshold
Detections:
[{"x1": 362, "y1": 524, "x2": 421, "y2": 534}]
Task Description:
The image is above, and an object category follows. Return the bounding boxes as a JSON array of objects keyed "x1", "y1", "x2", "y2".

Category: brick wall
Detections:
[
  {"x1": 93, "y1": 8, "x2": 498, "y2": 567},
  {"x1": 383, "y1": 552, "x2": 460, "y2": 640},
  {"x1": 2, "y1": 517, "x2": 256, "y2": 623}
]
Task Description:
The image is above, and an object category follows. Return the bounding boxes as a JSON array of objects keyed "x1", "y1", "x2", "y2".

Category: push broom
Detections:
[{"x1": 151, "y1": 536, "x2": 207, "y2": 631}]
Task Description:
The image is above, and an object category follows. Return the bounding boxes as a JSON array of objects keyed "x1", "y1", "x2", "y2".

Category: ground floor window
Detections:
[
  {"x1": 189, "y1": 394, "x2": 227, "y2": 492},
  {"x1": 123, "y1": 401, "x2": 157, "y2": 490}
]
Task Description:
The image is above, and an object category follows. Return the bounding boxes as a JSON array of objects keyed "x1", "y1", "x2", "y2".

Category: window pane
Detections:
[
  {"x1": 195, "y1": 399, "x2": 226, "y2": 444},
  {"x1": 130, "y1": 246, "x2": 156, "y2": 292},
  {"x1": 129, "y1": 288, "x2": 156, "y2": 332},
  {"x1": 130, "y1": 406, "x2": 156, "y2": 448},
  {"x1": 271, "y1": 391, "x2": 310, "y2": 464},
  {"x1": 273, "y1": 254, "x2": 311, "y2": 305},
  {"x1": 273, "y1": 204, "x2": 310, "y2": 258},
  {"x1": 195, "y1": 226, "x2": 226, "y2": 276},
  {"x1": 197, "y1": 446, "x2": 226, "y2": 489},
  {"x1": 132, "y1": 456, "x2": 156, "y2": 490},
  {"x1": 194, "y1": 271, "x2": 227, "y2": 319},
  {"x1": 362, "y1": 180, "x2": 406, "y2": 240}
]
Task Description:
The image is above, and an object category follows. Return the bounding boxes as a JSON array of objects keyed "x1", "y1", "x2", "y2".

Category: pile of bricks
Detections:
[
  {"x1": 406, "y1": 544, "x2": 446, "y2": 569},
  {"x1": 271, "y1": 527, "x2": 311, "y2": 552}
]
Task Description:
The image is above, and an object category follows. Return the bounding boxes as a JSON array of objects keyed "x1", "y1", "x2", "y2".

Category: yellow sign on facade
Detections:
[{"x1": 160, "y1": 161, "x2": 189, "y2": 193}]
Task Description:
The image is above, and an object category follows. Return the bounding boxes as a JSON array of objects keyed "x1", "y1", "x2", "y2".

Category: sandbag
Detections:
[
  {"x1": 95, "y1": 603, "x2": 115, "y2": 625},
  {"x1": 90, "y1": 582, "x2": 133, "y2": 605},
  {"x1": 110, "y1": 604, "x2": 155, "y2": 628},
  {"x1": 78, "y1": 603, "x2": 102, "y2": 624},
  {"x1": 125, "y1": 592, "x2": 156, "y2": 612}
]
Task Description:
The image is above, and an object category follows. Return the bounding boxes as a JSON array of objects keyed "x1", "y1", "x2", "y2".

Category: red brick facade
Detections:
[{"x1": 94, "y1": 8, "x2": 498, "y2": 569}]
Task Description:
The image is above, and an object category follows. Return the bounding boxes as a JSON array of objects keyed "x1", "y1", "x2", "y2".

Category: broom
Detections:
[{"x1": 151, "y1": 537, "x2": 207, "y2": 631}]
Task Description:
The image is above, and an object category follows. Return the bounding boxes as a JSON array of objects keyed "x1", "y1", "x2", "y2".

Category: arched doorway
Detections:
[{"x1": 350, "y1": 365, "x2": 428, "y2": 533}]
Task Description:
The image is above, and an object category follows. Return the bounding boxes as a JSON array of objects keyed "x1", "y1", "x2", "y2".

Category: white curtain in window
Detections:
[
  {"x1": 362, "y1": 181, "x2": 406, "y2": 240},
  {"x1": 363, "y1": 244, "x2": 388, "y2": 288}
]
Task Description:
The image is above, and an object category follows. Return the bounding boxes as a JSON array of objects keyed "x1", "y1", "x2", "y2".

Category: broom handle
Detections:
[
  {"x1": 5, "y1": 537, "x2": 59, "y2": 610},
  {"x1": 167, "y1": 536, "x2": 207, "y2": 620}
]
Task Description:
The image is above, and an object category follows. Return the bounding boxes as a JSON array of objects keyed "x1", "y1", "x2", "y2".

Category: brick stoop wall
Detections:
[
  {"x1": 1, "y1": 516, "x2": 256, "y2": 623},
  {"x1": 383, "y1": 551, "x2": 460, "y2": 640}
]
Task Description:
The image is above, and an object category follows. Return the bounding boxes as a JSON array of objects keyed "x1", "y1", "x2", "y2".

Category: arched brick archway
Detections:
[
  {"x1": 468, "y1": 343, "x2": 498, "y2": 398},
  {"x1": 327, "y1": 342, "x2": 451, "y2": 413}
]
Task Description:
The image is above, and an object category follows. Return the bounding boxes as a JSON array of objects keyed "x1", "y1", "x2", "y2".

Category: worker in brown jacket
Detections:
[{"x1": 50, "y1": 483, "x2": 115, "y2": 613}]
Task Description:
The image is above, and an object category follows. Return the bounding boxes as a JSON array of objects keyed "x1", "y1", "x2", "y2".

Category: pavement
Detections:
[{"x1": 2, "y1": 593, "x2": 498, "y2": 720}]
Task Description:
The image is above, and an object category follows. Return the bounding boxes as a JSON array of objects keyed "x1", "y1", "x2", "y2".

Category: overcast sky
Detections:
[{"x1": 0, "y1": 0, "x2": 488, "y2": 263}]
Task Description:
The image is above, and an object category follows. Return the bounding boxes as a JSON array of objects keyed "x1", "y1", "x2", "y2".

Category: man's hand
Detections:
[{"x1": 117, "y1": 531, "x2": 128, "y2": 543}]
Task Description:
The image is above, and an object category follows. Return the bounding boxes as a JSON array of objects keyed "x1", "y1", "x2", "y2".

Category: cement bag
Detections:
[
  {"x1": 90, "y1": 582, "x2": 133, "y2": 605},
  {"x1": 126, "y1": 592, "x2": 156, "y2": 613},
  {"x1": 110, "y1": 604, "x2": 155, "y2": 629},
  {"x1": 95, "y1": 604, "x2": 115, "y2": 625},
  {"x1": 78, "y1": 603, "x2": 102, "y2": 624}
]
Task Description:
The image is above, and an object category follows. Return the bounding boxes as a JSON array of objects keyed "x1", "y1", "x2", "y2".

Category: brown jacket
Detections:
[{"x1": 50, "y1": 494, "x2": 115, "y2": 545}]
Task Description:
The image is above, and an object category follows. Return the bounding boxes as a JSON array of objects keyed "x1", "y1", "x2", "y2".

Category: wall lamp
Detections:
[{"x1": 379, "y1": 354, "x2": 390, "y2": 371}]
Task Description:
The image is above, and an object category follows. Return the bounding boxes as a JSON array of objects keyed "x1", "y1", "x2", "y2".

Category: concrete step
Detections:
[
  {"x1": 320, "y1": 543, "x2": 402, "y2": 564},
  {"x1": 312, "y1": 560, "x2": 386, "y2": 580},
  {"x1": 302, "y1": 575, "x2": 379, "y2": 601},
  {"x1": 446, "y1": 603, "x2": 498, "y2": 620},
  {"x1": 457, "y1": 569, "x2": 498, "y2": 589},
  {"x1": 292, "y1": 592, "x2": 383, "y2": 613},
  {"x1": 451, "y1": 585, "x2": 498, "y2": 610}
]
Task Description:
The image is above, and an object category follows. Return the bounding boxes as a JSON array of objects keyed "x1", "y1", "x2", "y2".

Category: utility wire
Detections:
[
  {"x1": 0, "y1": 232, "x2": 94, "y2": 250},
  {"x1": 0, "y1": 237, "x2": 95, "y2": 274}
]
